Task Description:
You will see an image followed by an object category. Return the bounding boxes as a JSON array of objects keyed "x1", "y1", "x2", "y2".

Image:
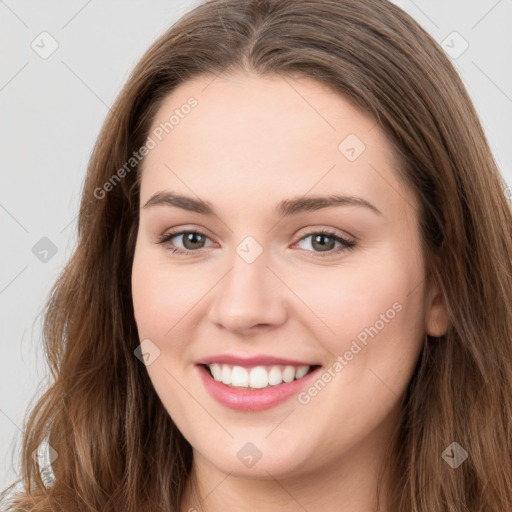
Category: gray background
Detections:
[{"x1": 1, "y1": 0, "x2": 511, "y2": 495}]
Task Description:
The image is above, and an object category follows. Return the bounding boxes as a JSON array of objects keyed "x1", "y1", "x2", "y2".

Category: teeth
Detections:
[
  {"x1": 295, "y1": 365, "x2": 309, "y2": 379},
  {"x1": 268, "y1": 366, "x2": 282, "y2": 386},
  {"x1": 221, "y1": 364, "x2": 231, "y2": 384},
  {"x1": 282, "y1": 366, "x2": 295, "y2": 383},
  {"x1": 231, "y1": 366, "x2": 249, "y2": 387},
  {"x1": 209, "y1": 363, "x2": 222, "y2": 381},
  {"x1": 206, "y1": 363, "x2": 312, "y2": 389},
  {"x1": 249, "y1": 366, "x2": 268, "y2": 389}
]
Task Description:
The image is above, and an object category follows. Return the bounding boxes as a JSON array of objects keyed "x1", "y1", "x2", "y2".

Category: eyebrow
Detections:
[{"x1": 142, "y1": 191, "x2": 382, "y2": 217}]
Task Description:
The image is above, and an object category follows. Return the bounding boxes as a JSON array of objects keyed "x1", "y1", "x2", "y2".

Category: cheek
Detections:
[
  {"x1": 132, "y1": 261, "x2": 171, "y2": 338},
  {"x1": 131, "y1": 247, "x2": 200, "y2": 422},
  {"x1": 131, "y1": 246, "x2": 203, "y2": 340},
  {"x1": 292, "y1": 246, "x2": 425, "y2": 401},
  {"x1": 293, "y1": 251, "x2": 422, "y2": 344},
  {"x1": 286, "y1": 252, "x2": 425, "y2": 459}
]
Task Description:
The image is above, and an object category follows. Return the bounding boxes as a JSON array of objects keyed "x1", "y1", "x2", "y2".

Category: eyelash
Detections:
[{"x1": 155, "y1": 228, "x2": 356, "y2": 258}]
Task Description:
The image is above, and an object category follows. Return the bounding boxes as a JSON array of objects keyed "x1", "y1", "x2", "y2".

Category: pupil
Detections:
[
  {"x1": 313, "y1": 234, "x2": 334, "y2": 252},
  {"x1": 184, "y1": 232, "x2": 204, "y2": 249}
]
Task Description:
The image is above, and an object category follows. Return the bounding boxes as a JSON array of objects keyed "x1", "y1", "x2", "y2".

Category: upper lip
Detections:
[{"x1": 195, "y1": 354, "x2": 319, "y2": 367}]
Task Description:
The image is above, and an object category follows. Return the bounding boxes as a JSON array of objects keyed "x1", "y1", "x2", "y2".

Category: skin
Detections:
[{"x1": 131, "y1": 71, "x2": 449, "y2": 512}]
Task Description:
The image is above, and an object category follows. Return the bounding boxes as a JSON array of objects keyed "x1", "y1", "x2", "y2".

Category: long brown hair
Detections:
[{"x1": 2, "y1": 0, "x2": 512, "y2": 510}]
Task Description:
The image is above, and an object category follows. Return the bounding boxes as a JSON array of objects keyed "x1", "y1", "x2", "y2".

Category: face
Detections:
[{"x1": 131, "y1": 71, "x2": 448, "y2": 481}]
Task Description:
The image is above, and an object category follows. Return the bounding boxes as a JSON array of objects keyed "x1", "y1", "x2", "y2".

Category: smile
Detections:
[
  {"x1": 196, "y1": 362, "x2": 322, "y2": 411},
  {"x1": 205, "y1": 363, "x2": 317, "y2": 389}
]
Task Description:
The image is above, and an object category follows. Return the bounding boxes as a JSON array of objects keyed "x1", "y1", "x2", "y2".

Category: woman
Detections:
[{"x1": 2, "y1": 0, "x2": 512, "y2": 510}]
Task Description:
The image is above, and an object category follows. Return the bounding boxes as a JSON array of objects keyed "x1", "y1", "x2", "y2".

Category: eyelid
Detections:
[
  {"x1": 155, "y1": 227, "x2": 216, "y2": 252},
  {"x1": 294, "y1": 226, "x2": 356, "y2": 244},
  {"x1": 291, "y1": 228, "x2": 356, "y2": 258}
]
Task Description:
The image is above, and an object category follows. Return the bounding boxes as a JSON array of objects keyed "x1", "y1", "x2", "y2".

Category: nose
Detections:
[{"x1": 207, "y1": 248, "x2": 288, "y2": 334}]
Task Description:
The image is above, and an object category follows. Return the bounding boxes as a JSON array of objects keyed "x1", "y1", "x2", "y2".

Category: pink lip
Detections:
[
  {"x1": 195, "y1": 354, "x2": 316, "y2": 367},
  {"x1": 196, "y1": 364, "x2": 322, "y2": 412}
]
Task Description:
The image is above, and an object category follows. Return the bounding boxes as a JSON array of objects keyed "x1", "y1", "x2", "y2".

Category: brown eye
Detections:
[
  {"x1": 295, "y1": 230, "x2": 356, "y2": 257},
  {"x1": 181, "y1": 232, "x2": 207, "y2": 250},
  {"x1": 156, "y1": 230, "x2": 214, "y2": 253},
  {"x1": 311, "y1": 234, "x2": 337, "y2": 252}
]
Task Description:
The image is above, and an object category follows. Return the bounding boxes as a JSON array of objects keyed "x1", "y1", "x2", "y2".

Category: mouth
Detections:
[
  {"x1": 200, "y1": 362, "x2": 322, "y2": 390},
  {"x1": 196, "y1": 361, "x2": 322, "y2": 411}
]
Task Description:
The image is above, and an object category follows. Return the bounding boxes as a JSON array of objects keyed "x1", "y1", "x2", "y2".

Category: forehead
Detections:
[{"x1": 139, "y1": 72, "x2": 415, "y2": 218}]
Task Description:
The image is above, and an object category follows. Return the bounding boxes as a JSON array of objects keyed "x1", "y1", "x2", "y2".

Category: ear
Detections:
[{"x1": 425, "y1": 259, "x2": 450, "y2": 337}]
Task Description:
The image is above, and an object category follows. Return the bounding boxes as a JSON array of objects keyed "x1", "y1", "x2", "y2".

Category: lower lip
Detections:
[{"x1": 196, "y1": 364, "x2": 322, "y2": 412}]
